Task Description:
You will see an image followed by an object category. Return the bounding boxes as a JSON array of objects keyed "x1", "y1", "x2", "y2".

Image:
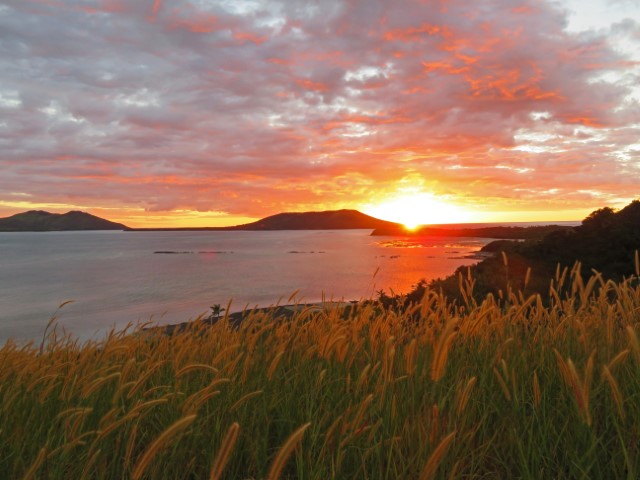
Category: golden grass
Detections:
[
  {"x1": 209, "y1": 422, "x2": 240, "y2": 480},
  {"x1": 267, "y1": 422, "x2": 311, "y2": 480},
  {"x1": 2, "y1": 263, "x2": 640, "y2": 478},
  {"x1": 131, "y1": 414, "x2": 197, "y2": 480},
  {"x1": 420, "y1": 430, "x2": 457, "y2": 480},
  {"x1": 22, "y1": 446, "x2": 47, "y2": 480}
]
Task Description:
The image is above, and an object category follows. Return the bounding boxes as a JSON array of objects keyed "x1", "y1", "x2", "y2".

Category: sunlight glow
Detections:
[{"x1": 364, "y1": 193, "x2": 472, "y2": 228}]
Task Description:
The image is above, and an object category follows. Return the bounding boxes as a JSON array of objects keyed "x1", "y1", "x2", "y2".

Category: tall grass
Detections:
[{"x1": 2, "y1": 264, "x2": 640, "y2": 478}]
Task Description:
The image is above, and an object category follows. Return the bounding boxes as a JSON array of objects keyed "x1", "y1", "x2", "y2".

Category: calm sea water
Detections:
[{"x1": 0, "y1": 230, "x2": 490, "y2": 342}]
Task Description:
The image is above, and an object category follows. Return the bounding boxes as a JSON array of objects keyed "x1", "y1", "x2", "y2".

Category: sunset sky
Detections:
[{"x1": 0, "y1": 0, "x2": 639, "y2": 227}]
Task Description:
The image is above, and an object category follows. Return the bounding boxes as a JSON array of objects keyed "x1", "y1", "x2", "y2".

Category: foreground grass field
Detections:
[{"x1": 2, "y1": 262, "x2": 640, "y2": 479}]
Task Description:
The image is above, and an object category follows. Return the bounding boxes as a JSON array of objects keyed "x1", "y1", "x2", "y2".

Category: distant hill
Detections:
[
  {"x1": 127, "y1": 209, "x2": 404, "y2": 231},
  {"x1": 229, "y1": 209, "x2": 402, "y2": 230},
  {"x1": 0, "y1": 210, "x2": 128, "y2": 232}
]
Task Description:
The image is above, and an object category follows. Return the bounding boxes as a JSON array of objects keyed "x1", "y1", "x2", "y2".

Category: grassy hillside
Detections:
[{"x1": 2, "y1": 267, "x2": 640, "y2": 479}]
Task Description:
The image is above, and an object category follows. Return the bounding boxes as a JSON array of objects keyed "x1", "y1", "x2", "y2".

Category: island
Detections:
[{"x1": 0, "y1": 210, "x2": 128, "y2": 232}]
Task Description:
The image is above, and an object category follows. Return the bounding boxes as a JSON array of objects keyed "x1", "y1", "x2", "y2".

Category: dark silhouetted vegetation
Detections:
[{"x1": 393, "y1": 200, "x2": 640, "y2": 306}]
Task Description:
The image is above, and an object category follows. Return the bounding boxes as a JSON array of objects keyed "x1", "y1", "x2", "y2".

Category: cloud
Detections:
[{"x1": 0, "y1": 0, "x2": 638, "y2": 224}]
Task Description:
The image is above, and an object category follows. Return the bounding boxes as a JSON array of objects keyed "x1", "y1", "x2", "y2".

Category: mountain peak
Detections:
[{"x1": 24, "y1": 210, "x2": 53, "y2": 215}]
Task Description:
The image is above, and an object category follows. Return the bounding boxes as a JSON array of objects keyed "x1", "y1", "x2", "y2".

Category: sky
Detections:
[{"x1": 0, "y1": 0, "x2": 639, "y2": 227}]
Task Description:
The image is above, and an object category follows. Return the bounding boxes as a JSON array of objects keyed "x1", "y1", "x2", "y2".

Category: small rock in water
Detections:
[{"x1": 154, "y1": 251, "x2": 194, "y2": 254}]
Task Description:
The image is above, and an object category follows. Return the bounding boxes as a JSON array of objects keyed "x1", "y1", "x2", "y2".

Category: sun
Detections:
[{"x1": 364, "y1": 193, "x2": 472, "y2": 229}]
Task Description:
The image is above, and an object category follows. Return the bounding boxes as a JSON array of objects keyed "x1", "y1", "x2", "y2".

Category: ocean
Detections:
[{"x1": 0, "y1": 229, "x2": 493, "y2": 342}]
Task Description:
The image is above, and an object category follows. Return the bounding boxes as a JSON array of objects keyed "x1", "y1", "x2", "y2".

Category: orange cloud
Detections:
[
  {"x1": 295, "y1": 78, "x2": 329, "y2": 92},
  {"x1": 168, "y1": 15, "x2": 218, "y2": 33},
  {"x1": 383, "y1": 23, "x2": 441, "y2": 42},
  {"x1": 233, "y1": 31, "x2": 267, "y2": 45},
  {"x1": 0, "y1": 0, "x2": 637, "y2": 226}
]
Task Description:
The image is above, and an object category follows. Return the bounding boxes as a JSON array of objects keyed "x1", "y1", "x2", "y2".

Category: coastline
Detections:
[
  {"x1": 145, "y1": 301, "x2": 360, "y2": 336},
  {"x1": 0, "y1": 230, "x2": 490, "y2": 342}
]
